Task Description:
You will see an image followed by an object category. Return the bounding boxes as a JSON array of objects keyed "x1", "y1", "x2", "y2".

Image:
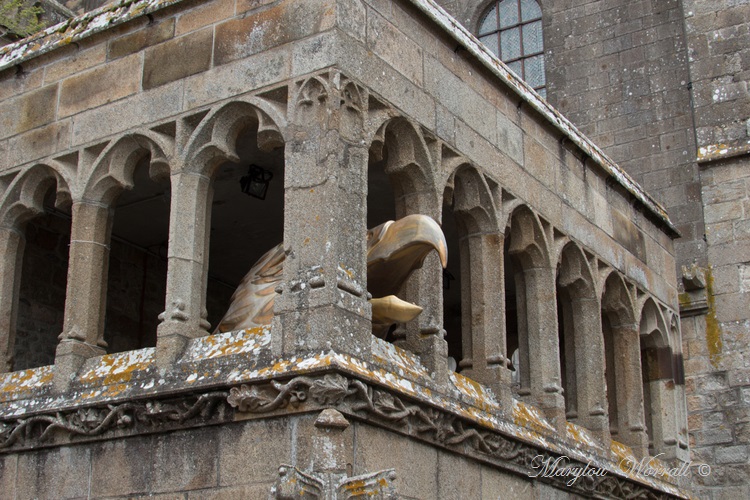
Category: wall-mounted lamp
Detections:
[{"x1": 240, "y1": 164, "x2": 273, "y2": 200}]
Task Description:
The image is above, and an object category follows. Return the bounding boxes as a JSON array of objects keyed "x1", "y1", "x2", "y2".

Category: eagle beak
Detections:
[{"x1": 366, "y1": 214, "x2": 447, "y2": 334}]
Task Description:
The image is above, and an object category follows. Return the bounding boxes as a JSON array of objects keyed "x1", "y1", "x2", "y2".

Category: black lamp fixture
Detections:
[{"x1": 240, "y1": 164, "x2": 273, "y2": 200}]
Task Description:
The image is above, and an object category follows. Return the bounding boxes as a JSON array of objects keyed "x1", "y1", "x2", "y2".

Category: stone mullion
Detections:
[
  {"x1": 0, "y1": 227, "x2": 25, "y2": 372},
  {"x1": 398, "y1": 249, "x2": 449, "y2": 385},
  {"x1": 461, "y1": 232, "x2": 512, "y2": 408},
  {"x1": 524, "y1": 266, "x2": 565, "y2": 430},
  {"x1": 612, "y1": 323, "x2": 649, "y2": 457},
  {"x1": 156, "y1": 170, "x2": 212, "y2": 365},
  {"x1": 54, "y1": 201, "x2": 111, "y2": 386},
  {"x1": 572, "y1": 297, "x2": 609, "y2": 443}
]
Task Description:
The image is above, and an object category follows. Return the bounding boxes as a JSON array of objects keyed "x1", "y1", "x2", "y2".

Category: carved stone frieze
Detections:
[
  {"x1": 227, "y1": 373, "x2": 680, "y2": 499},
  {"x1": 0, "y1": 391, "x2": 229, "y2": 450}
]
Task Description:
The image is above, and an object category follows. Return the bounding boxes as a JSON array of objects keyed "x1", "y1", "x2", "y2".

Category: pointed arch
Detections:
[
  {"x1": 639, "y1": 296, "x2": 679, "y2": 457},
  {"x1": 504, "y1": 204, "x2": 564, "y2": 427},
  {"x1": 81, "y1": 132, "x2": 172, "y2": 206},
  {"x1": 370, "y1": 117, "x2": 440, "y2": 218},
  {"x1": 506, "y1": 204, "x2": 550, "y2": 269},
  {"x1": 600, "y1": 272, "x2": 648, "y2": 456},
  {"x1": 556, "y1": 242, "x2": 607, "y2": 440},
  {"x1": 0, "y1": 164, "x2": 71, "y2": 229},
  {"x1": 182, "y1": 100, "x2": 285, "y2": 177}
]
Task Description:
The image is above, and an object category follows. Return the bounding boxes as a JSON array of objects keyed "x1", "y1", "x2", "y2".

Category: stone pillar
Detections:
[
  {"x1": 0, "y1": 227, "x2": 25, "y2": 372},
  {"x1": 460, "y1": 232, "x2": 512, "y2": 409},
  {"x1": 55, "y1": 201, "x2": 110, "y2": 387},
  {"x1": 611, "y1": 323, "x2": 649, "y2": 457},
  {"x1": 650, "y1": 379, "x2": 680, "y2": 460},
  {"x1": 156, "y1": 170, "x2": 212, "y2": 366},
  {"x1": 571, "y1": 297, "x2": 609, "y2": 443},
  {"x1": 397, "y1": 244, "x2": 449, "y2": 386},
  {"x1": 390, "y1": 190, "x2": 448, "y2": 386},
  {"x1": 273, "y1": 73, "x2": 371, "y2": 359},
  {"x1": 523, "y1": 266, "x2": 565, "y2": 430}
]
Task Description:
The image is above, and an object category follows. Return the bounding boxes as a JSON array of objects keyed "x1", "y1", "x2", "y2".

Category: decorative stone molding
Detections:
[
  {"x1": 0, "y1": 391, "x2": 229, "y2": 450},
  {"x1": 226, "y1": 373, "x2": 684, "y2": 499},
  {"x1": 270, "y1": 465, "x2": 398, "y2": 499}
]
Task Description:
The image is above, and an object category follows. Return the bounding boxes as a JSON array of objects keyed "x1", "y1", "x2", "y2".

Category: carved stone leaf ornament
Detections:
[
  {"x1": 0, "y1": 392, "x2": 228, "y2": 450},
  {"x1": 309, "y1": 374, "x2": 350, "y2": 405}
]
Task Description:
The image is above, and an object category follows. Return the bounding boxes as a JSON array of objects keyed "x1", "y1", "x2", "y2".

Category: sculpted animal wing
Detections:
[{"x1": 215, "y1": 243, "x2": 285, "y2": 333}]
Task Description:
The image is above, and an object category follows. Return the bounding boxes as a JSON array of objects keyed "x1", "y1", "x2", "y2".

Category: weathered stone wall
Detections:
[
  {"x1": 683, "y1": 0, "x2": 750, "y2": 151},
  {"x1": 438, "y1": 0, "x2": 702, "y2": 271},
  {"x1": 681, "y1": 154, "x2": 750, "y2": 498}
]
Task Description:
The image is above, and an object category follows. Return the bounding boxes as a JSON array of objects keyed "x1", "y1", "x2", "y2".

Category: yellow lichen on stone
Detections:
[
  {"x1": 704, "y1": 267, "x2": 722, "y2": 368},
  {"x1": 514, "y1": 401, "x2": 555, "y2": 435}
]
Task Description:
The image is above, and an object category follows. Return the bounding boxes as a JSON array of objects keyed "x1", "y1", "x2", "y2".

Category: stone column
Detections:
[
  {"x1": 611, "y1": 323, "x2": 649, "y2": 457},
  {"x1": 156, "y1": 170, "x2": 212, "y2": 366},
  {"x1": 396, "y1": 248, "x2": 449, "y2": 385},
  {"x1": 55, "y1": 201, "x2": 110, "y2": 387},
  {"x1": 273, "y1": 73, "x2": 371, "y2": 359},
  {"x1": 571, "y1": 297, "x2": 609, "y2": 443},
  {"x1": 460, "y1": 232, "x2": 512, "y2": 408},
  {"x1": 523, "y1": 266, "x2": 566, "y2": 430},
  {"x1": 0, "y1": 227, "x2": 25, "y2": 372},
  {"x1": 393, "y1": 192, "x2": 447, "y2": 385}
]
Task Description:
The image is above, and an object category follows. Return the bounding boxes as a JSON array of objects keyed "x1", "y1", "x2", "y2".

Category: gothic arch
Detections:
[
  {"x1": 639, "y1": 297, "x2": 679, "y2": 457},
  {"x1": 370, "y1": 117, "x2": 440, "y2": 218},
  {"x1": 639, "y1": 298, "x2": 669, "y2": 348},
  {"x1": 506, "y1": 204, "x2": 550, "y2": 268},
  {"x1": 556, "y1": 242, "x2": 607, "y2": 439},
  {"x1": 601, "y1": 272, "x2": 636, "y2": 328},
  {"x1": 600, "y1": 272, "x2": 648, "y2": 455},
  {"x1": 448, "y1": 165, "x2": 498, "y2": 234},
  {"x1": 183, "y1": 100, "x2": 285, "y2": 177},
  {"x1": 81, "y1": 132, "x2": 172, "y2": 206},
  {"x1": 0, "y1": 164, "x2": 72, "y2": 229},
  {"x1": 0, "y1": 164, "x2": 72, "y2": 372},
  {"x1": 504, "y1": 204, "x2": 564, "y2": 426}
]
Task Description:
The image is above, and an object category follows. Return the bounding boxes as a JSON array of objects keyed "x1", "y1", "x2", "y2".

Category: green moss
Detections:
[
  {"x1": 0, "y1": 0, "x2": 45, "y2": 38},
  {"x1": 704, "y1": 267, "x2": 722, "y2": 368}
]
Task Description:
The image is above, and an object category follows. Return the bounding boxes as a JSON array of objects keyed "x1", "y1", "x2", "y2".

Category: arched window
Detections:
[{"x1": 478, "y1": 0, "x2": 546, "y2": 97}]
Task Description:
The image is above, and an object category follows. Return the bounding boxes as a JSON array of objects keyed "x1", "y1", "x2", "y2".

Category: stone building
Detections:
[{"x1": 0, "y1": 0, "x2": 745, "y2": 498}]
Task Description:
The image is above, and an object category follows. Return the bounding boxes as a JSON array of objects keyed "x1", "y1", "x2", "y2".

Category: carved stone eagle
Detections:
[{"x1": 216, "y1": 214, "x2": 448, "y2": 337}]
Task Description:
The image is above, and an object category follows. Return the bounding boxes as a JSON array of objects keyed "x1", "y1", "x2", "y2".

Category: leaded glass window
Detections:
[{"x1": 478, "y1": 0, "x2": 546, "y2": 98}]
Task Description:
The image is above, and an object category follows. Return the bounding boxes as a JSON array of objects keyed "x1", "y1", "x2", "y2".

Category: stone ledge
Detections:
[{"x1": 697, "y1": 138, "x2": 750, "y2": 164}]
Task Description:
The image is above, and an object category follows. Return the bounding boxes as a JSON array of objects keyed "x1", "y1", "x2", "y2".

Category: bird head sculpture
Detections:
[{"x1": 216, "y1": 214, "x2": 448, "y2": 337}]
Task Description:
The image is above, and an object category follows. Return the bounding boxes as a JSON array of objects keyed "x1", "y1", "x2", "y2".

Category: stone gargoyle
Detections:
[{"x1": 216, "y1": 214, "x2": 448, "y2": 338}]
